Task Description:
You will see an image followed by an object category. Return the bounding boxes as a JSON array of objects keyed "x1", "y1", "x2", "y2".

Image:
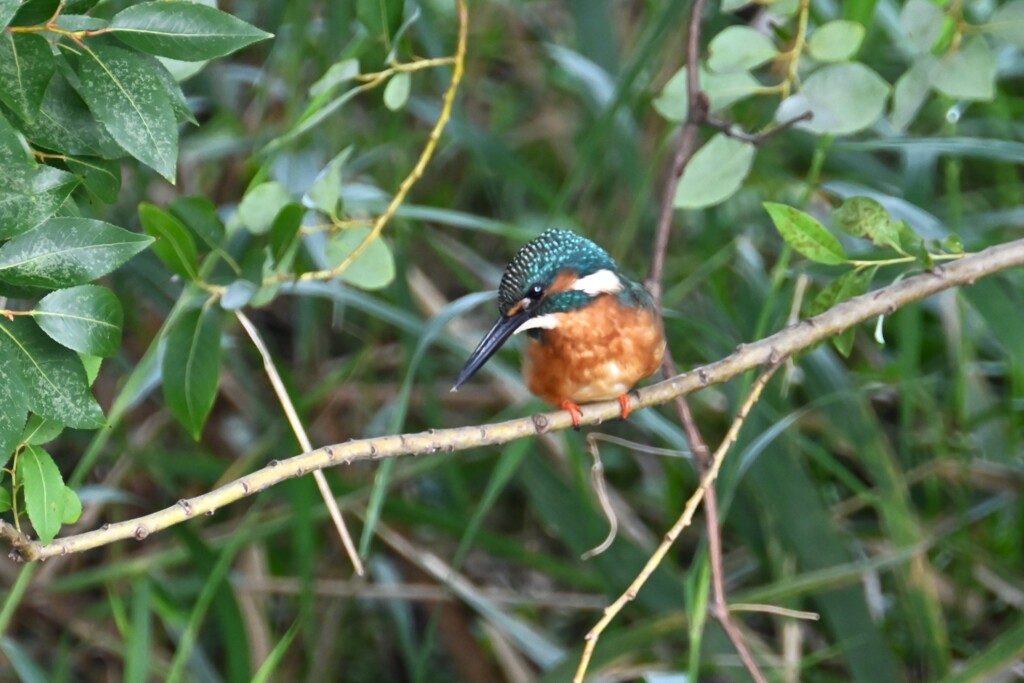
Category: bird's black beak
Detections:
[{"x1": 451, "y1": 309, "x2": 531, "y2": 392}]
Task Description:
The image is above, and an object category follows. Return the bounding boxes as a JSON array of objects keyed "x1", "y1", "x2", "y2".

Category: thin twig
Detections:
[
  {"x1": 236, "y1": 312, "x2": 365, "y2": 576},
  {"x1": 6, "y1": 237, "x2": 1024, "y2": 561},
  {"x1": 706, "y1": 111, "x2": 813, "y2": 144},
  {"x1": 580, "y1": 434, "x2": 617, "y2": 560},
  {"x1": 572, "y1": 362, "x2": 783, "y2": 683}
]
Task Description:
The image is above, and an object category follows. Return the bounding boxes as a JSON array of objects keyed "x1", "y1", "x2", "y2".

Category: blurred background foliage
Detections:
[{"x1": 1, "y1": 0, "x2": 1023, "y2": 681}]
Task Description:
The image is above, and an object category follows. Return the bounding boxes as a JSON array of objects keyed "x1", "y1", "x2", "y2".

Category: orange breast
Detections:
[{"x1": 522, "y1": 295, "x2": 665, "y2": 406}]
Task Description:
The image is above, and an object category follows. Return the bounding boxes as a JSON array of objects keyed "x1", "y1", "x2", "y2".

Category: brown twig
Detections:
[{"x1": 5, "y1": 237, "x2": 1024, "y2": 561}]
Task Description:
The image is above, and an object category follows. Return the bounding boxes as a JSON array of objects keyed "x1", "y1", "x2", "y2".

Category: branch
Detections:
[{"x1": 9, "y1": 237, "x2": 1023, "y2": 561}]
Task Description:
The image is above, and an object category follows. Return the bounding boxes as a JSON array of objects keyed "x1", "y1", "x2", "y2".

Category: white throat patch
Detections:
[
  {"x1": 571, "y1": 269, "x2": 623, "y2": 296},
  {"x1": 514, "y1": 313, "x2": 559, "y2": 334}
]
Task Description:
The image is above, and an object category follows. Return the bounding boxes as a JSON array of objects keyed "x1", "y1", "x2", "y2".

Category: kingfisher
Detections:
[{"x1": 452, "y1": 229, "x2": 666, "y2": 428}]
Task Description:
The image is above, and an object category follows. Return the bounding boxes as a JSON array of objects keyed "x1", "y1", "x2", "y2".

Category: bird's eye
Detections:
[{"x1": 527, "y1": 284, "x2": 544, "y2": 300}]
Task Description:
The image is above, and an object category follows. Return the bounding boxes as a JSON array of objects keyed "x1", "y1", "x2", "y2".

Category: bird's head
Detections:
[{"x1": 452, "y1": 229, "x2": 624, "y2": 391}]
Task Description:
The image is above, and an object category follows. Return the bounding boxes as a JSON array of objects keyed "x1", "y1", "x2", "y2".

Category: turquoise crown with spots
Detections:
[{"x1": 497, "y1": 229, "x2": 619, "y2": 315}]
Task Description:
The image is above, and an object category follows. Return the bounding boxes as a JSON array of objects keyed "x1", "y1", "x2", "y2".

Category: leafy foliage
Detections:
[{"x1": 0, "y1": 0, "x2": 1023, "y2": 681}]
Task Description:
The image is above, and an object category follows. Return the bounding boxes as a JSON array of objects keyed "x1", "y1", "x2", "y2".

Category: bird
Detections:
[{"x1": 451, "y1": 229, "x2": 666, "y2": 428}]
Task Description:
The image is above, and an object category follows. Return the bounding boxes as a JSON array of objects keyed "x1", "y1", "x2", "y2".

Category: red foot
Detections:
[
  {"x1": 618, "y1": 394, "x2": 632, "y2": 420},
  {"x1": 561, "y1": 400, "x2": 583, "y2": 430}
]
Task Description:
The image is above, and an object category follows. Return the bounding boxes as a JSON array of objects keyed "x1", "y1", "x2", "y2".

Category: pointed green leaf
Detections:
[
  {"x1": 808, "y1": 20, "x2": 865, "y2": 62},
  {"x1": 832, "y1": 196, "x2": 902, "y2": 251},
  {"x1": 764, "y1": 202, "x2": 847, "y2": 265},
  {"x1": 169, "y1": 196, "x2": 225, "y2": 253},
  {"x1": 707, "y1": 26, "x2": 777, "y2": 72},
  {"x1": 20, "y1": 414, "x2": 64, "y2": 446},
  {"x1": 163, "y1": 306, "x2": 222, "y2": 439},
  {"x1": 310, "y1": 58, "x2": 359, "y2": 97},
  {"x1": 0, "y1": 350, "x2": 27, "y2": 468},
  {"x1": 0, "y1": 32, "x2": 55, "y2": 122},
  {"x1": 16, "y1": 73, "x2": 117, "y2": 156},
  {"x1": 675, "y1": 134, "x2": 756, "y2": 209},
  {"x1": 34, "y1": 285, "x2": 124, "y2": 357},
  {"x1": 808, "y1": 265, "x2": 878, "y2": 318},
  {"x1": 238, "y1": 181, "x2": 291, "y2": 234},
  {"x1": 0, "y1": 0, "x2": 18, "y2": 29},
  {"x1": 0, "y1": 166, "x2": 80, "y2": 239},
  {"x1": 777, "y1": 62, "x2": 890, "y2": 135},
  {"x1": 109, "y1": 1, "x2": 272, "y2": 61},
  {"x1": 17, "y1": 444, "x2": 65, "y2": 543},
  {"x1": 65, "y1": 156, "x2": 122, "y2": 204},
  {"x1": 61, "y1": 486, "x2": 82, "y2": 524},
  {"x1": 383, "y1": 71, "x2": 411, "y2": 110},
  {"x1": 0, "y1": 316, "x2": 104, "y2": 428},
  {"x1": 269, "y1": 202, "x2": 303, "y2": 264},
  {"x1": 326, "y1": 227, "x2": 396, "y2": 290},
  {"x1": 0, "y1": 217, "x2": 153, "y2": 288},
  {"x1": 80, "y1": 354, "x2": 101, "y2": 387},
  {"x1": 0, "y1": 109, "x2": 35, "y2": 176},
  {"x1": 73, "y1": 44, "x2": 178, "y2": 182},
  {"x1": 139, "y1": 202, "x2": 199, "y2": 280},
  {"x1": 891, "y1": 58, "x2": 933, "y2": 132}
]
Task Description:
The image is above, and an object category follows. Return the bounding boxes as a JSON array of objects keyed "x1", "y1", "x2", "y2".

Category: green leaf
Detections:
[
  {"x1": 707, "y1": 26, "x2": 777, "y2": 72},
  {"x1": 674, "y1": 134, "x2": 756, "y2": 209},
  {"x1": 162, "y1": 306, "x2": 222, "y2": 439},
  {"x1": 80, "y1": 353, "x2": 101, "y2": 386},
  {"x1": 777, "y1": 62, "x2": 890, "y2": 135},
  {"x1": 0, "y1": 316, "x2": 104, "y2": 428},
  {"x1": 169, "y1": 196, "x2": 225, "y2": 253},
  {"x1": 943, "y1": 234, "x2": 964, "y2": 254},
  {"x1": 73, "y1": 44, "x2": 179, "y2": 182},
  {"x1": 109, "y1": 1, "x2": 272, "y2": 61},
  {"x1": 808, "y1": 265, "x2": 878, "y2": 317},
  {"x1": 269, "y1": 202, "x2": 303, "y2": 264},
  {"x1": 16, "y1": 73, "x2": 117, "y2": 157},
  {"x1": 655, "y1": 65, "x2": 760, "y2": 121},
  {"x1": 357, "y1": 0, "x2": 404, "y2": 42},
  {"x1": 310, "y1": 58, "x2": 359, "y2": 97},
  {"x1": 17, "y1": 444, "x2": 65, "y2": 544},
  {"x1": 891, "y1": 58, "x2": 932, "y2": 132},
  {"x1": 61, "y1": 486, "x2": 82, "y2": 524},
  {"x1": 0, "y1": 111, "x2": 35, "y2": 175},
  {"x1": 0, "y1": 166, "x2": 80, "y2": 239},
  {"x1": 383, "y1": 71, "x2": 411, "y2": 111},
  {"x1": 0, "y1": 32, "x2": 56, "y2": 122},
  {"x1": 990, "y1": 0, "x2": 1024, "y2": 48},
  {"x1": 0, "y1": 217, "x2": 153, "y2": 288},
  {"x1": 0, "y1": 488, "x2": 11, "y2": 514},
  {"x1": 238, "y1": 181, "x2": 291, "y2": 234},
  {"x1": 65, "y1": 156, "x2": 122, "y2": 204},
  {"x1": 34, "y1": 285, "x2": 124, "y2": 357},
  {"x1": 929, "y1": 37, "x2": 995, "y2": 101},
  {"x1": 9, "y1": 0, "x2": 58, "y2": 27},
  {"x1": 20, "y1": 414, "x2": 63, "y2": 446},
  {"x1": 326, "y1": 228, "x2": 396, "y2": 290},
  {"x1": 139, "y1": 202, "x2": 199, "y2": 280},
  {"x1": 764, "y1": 202, "x2": 847, "y2": 265},
  {"x1": 900, "y1": 0, "x2": 946, "y2": 52},
  {"x1": 807, "y1": 20, "x2": 865, "y2": 62},
  {"x1": 0, "y1": 0, "x2": 18, "y2": 29},
  {"x1": 305, "y1": 147, "x2": 352, "y2": 217},
  {"x1": 0, "y1": 350, "x2": 27, "y2": 467},
  {"x1": 832, "y1": 197, "x2": 902, "y2": 252}
]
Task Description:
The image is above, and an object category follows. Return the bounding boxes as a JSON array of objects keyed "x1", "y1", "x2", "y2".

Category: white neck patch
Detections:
[
  {"x1": 571, "y1": 269, "x2": 623, "y2": 296},
  {"x1": 514, "y1": 313, "x2": 559, "y2": 334}
]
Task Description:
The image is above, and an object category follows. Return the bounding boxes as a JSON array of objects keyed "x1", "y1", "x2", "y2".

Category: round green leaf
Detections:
[
  {"x1": 73, "y1": 44, "x2": 179, "y2": 182},
  {"x1": 20, "y1": 414, "x2": 63, "y2": 446},
  {"x1": 674, "y1": 134, "x2": 756, "y2": 209},
  {"x1": 901, "y1": 0, "x2": 947, "y2": 53},
  {"x1": 990, "y1": 0, "x2": 1024, "y2": 48},
  {"x1": 62, "y1": 486, "x2": 82, "y2": 525},
  {"x1": 383, "y1": 72, "x2": 411, "y2": 111},
  {"x1": 777, "y1": 62, "x2": 890, "y2": 135},
  {"x1": 238, "y1": 181, "x2": 291, "y2": 234},
  {"x1": 891, "y1": 59, "x2": 933, "y2": 132},
  {"x1": 807, "y1": 20, "x2": 865, "y2": 62},
  {"x1": 162, "y1": 306, "x2": 222, "y2": 439},
  {"x1": 0, "y1": 316, "x2": 104, "y2": 428},
  {"x1": 764, "y1": 202, "x2": 847, "y2": 265},
  {"x1": 109, "y1": 1, "x2": 272, "y2": 61},
  {"x1": 326, "y1": 228, "x2": 396, "y2": 290},
  {"x1": 34, "y1": 285, "x2": 124, "y2": 357},
  {"x1": 929, "y1": 37, "x2": 995, "y2": 102},
  {"x1": 17, "y1": 444, "x2": 65, "y2": 544},
  {"x1": 707, "y1": 26, "x2": 777, "y2": 72},
  {"x1": 0, "y1": 217, "x2": 154, "y2": 288},
  {"x1": 655, "y1": 65, "x2": 760, "y2": 121}
]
